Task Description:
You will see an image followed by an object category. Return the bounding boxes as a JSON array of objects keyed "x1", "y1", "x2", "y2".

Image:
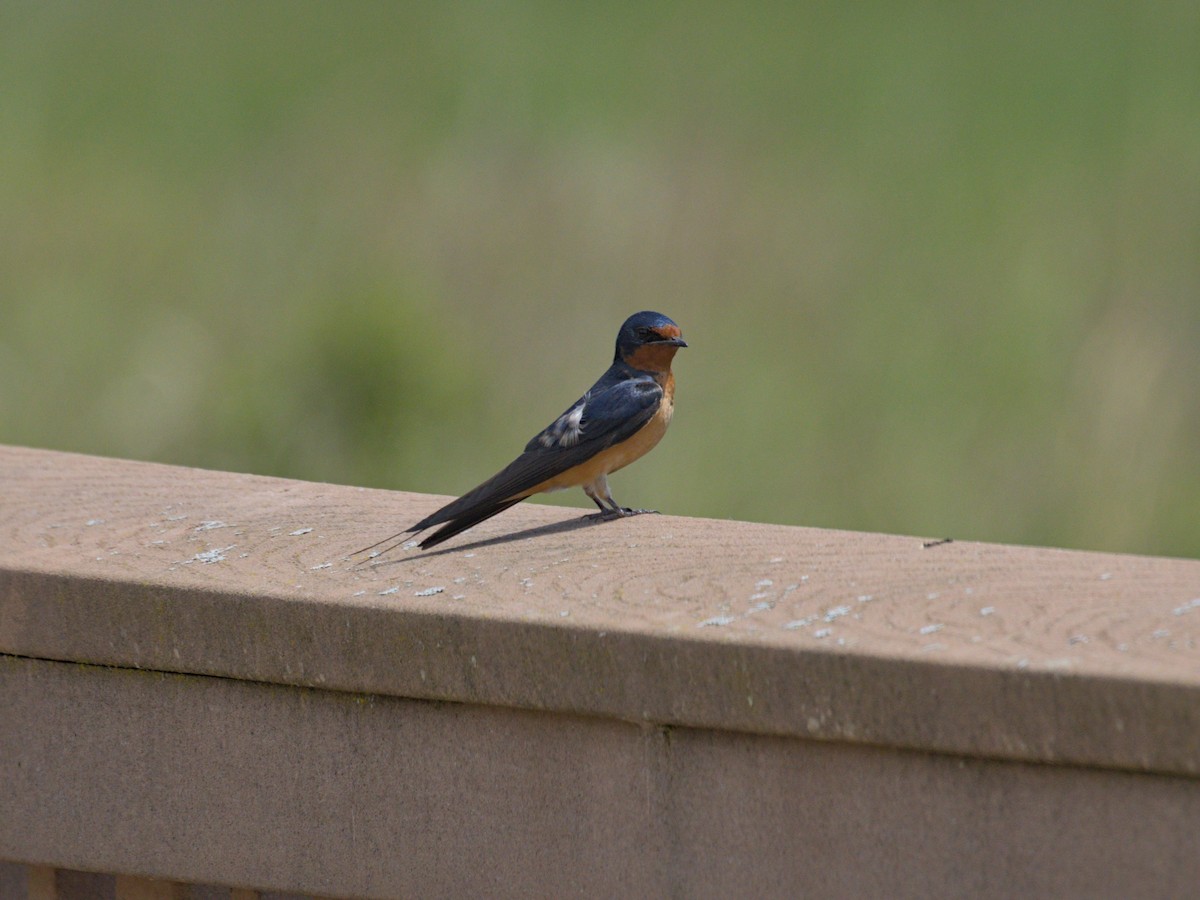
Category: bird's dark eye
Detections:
[{"x1": 638, "y1": 326, "x2": 661, "y2": 341}]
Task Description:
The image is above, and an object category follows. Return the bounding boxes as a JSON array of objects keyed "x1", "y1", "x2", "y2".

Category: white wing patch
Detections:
[{"x1": 538, "y1": 398, "x2": 587, "y2": 448}]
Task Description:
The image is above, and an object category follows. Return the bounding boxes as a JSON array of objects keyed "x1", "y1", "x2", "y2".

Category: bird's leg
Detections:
[
  {"x1": 583, "y1": 476, "x2": 658, "y2": 521},
  {"x1": 583, "y1": 491, "x2": 624, "y2": 521}
]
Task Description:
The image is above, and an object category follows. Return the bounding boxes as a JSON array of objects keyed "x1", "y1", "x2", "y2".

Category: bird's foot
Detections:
[{"x1": 584, "y1": 507, "x2": 659, "y2": 522}]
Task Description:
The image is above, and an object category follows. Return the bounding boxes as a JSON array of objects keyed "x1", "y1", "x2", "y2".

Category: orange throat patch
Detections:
[{"x1": 623, "y1": 343, "x2": 680, "y2": 375}]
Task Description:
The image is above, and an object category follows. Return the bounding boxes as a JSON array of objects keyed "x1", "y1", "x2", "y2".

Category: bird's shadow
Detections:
[{"x1": 354, "y1": 512, "x2": 606, "y2": 570}]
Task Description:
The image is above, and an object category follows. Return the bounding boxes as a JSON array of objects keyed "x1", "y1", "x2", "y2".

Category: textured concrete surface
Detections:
[{"x1": 3, "y1": 446, "x2": 1200, "y2": 896}]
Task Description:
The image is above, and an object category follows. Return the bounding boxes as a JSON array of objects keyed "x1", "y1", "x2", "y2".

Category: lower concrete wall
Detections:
[{"x1": 3, "y1": 654, "x2": 1198, "y2": 899}]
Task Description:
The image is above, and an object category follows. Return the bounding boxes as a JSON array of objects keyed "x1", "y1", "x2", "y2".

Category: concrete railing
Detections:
[{"x1": 2, "y1": 444, "x2": 1199, "y2": 899}]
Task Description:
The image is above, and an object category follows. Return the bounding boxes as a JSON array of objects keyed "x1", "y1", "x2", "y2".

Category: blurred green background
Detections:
[{"x1": 2, "y1": 3, "x2": 1197, "y2": 558}]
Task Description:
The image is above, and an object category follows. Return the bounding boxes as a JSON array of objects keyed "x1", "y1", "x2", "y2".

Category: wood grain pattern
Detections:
[{"x1": 3, "y1": 445, "x2": 1200, "y2": 775}]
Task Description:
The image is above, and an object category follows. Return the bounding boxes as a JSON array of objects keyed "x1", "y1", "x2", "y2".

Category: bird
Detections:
[{"x1": 357, "y1": 310, "x2": 687, "y2": 554}]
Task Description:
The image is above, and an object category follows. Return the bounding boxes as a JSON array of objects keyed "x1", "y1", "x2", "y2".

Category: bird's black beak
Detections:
[{"x1": 665, "y1": 337, "x2": 688, "y2": 348}]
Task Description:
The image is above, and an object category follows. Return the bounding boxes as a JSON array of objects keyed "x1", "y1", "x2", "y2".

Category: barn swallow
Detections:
[{"x1": 357, "y1": 311, "x2": 687, "y2": 554}]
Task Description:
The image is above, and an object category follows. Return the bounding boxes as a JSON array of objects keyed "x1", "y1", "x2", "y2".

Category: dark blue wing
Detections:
[{"x1": 410, "y1": 372, "x2": 662, "y2": 531}]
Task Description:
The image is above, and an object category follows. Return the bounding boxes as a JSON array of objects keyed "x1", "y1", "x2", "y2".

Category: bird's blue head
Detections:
[{"x1": 614, "y1": 311, "x2": 687, "y2": 367}]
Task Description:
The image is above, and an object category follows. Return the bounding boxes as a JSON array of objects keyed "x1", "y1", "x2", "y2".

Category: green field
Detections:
[{"x1": 2, "y1": 3, "x2": 1197, "y2": 557}]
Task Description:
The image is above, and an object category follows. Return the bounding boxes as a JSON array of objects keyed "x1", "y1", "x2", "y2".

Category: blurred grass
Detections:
[{"x1": 1, "y1": 2, "x2": 1197, "y2": 557}]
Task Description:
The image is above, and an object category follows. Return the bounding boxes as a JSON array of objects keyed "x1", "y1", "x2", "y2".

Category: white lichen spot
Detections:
[
  {"x1": 857, "y1": 594, "x2": 874, "y2": 603},
  {"x1": 919, "y1": 623, "x2": 944, "y2": 635},
  {"x1": 748, "y1": 601, "x2": 772, "y2": 613},
  {"x1": 824, "y1": 605, "x2": 851, "y2": 622},
  {"x1": 352, "y1": 590, "x2": 367, "y2": 596},
  {"x1": 698, "y1": 616, "x2": 737, "y2": 627},
  {"x1": 310, "y1": 562, "x2": 333, "y2": 570},
  {"x1": 1172, "y1": 598, "x2": 1200, "y2": 616},
  {"x1": 414, "y1": 586, "x2": 445, "y2": 597},
  {"x1": 755, "y1": 579, "x2": 774, "y2": 589},
  {"x1": 378, "y1": 587, "x2": 399, "y2": 596},
  {"x1": 192, "y1": 546, "x2": 235, "y2": 564},
  {"x1": 980, "y1": 606, "x2": 996, "y2": 616},
  {"x1": 813, "y1": 628, "x2": 833, "y2": 639},
  {"x1": 784, "y1": 615, "x2": 818, "y2": 630},
  {"x1": 290, "y1": 528, "x2": 313, "y2": 536},
  {"x1": 770, "y1": 557, "x2": 784, "y2": 563},
  {"x1": 1152, "y1": 629, "x2": 1170, "y2": 639},
  {"x1": 1068, "y1": 634, "x2": 1089, "y2": 645},
  {"x1": 194, "y1": 521, "x2": 231, "y2": 531},
  {"x1": 749, "y1": 592, "x2": 771, "y2": 602},
  {"x1": 86, "y1": 519, "x2": 105, "y2": 526},
  {"x1": 926, "y1": 592, "x2": 940, "y2": 600}
]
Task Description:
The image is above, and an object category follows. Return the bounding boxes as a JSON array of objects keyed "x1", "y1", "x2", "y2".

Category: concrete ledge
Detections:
[
  {"x1": 3, "y1": 445, "x2": 1200, "y2": 773},
  {"x1": 3, "y1": 445, "x2": 1200, "y2": 895}
]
